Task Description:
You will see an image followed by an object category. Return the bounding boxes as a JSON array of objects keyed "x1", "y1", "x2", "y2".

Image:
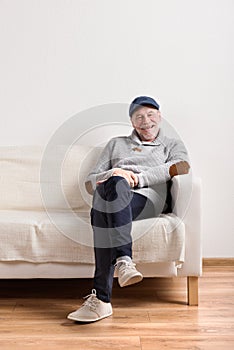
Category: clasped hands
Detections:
[
  {"x1": 97, "y1": 161, "x2": 190, "y2": 188},
  {"x1": 111, "y1": 168, "x2": 138, "y2": 188}
]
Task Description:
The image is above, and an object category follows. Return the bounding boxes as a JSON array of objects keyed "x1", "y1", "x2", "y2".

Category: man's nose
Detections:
[{"x1": 142, "y1": 115, "x2": 151, "y2": 123}]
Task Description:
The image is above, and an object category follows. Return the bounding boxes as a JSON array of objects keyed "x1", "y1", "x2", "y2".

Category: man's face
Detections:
[{"x1": 131, "y1": 106, "x2": 161, "y2": 142}]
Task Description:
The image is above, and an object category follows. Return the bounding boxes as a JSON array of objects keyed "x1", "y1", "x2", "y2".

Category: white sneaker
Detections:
[
  {"x1": 115, "y1": 260, "x2": 143, "y2": 287},
  {"x1": 67, "y1": 289, "x2": 113, "y2": 323}
]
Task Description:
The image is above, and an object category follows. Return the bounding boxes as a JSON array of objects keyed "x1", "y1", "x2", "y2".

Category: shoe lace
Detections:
[
  {"x1": 115, "y1": 260, "x2": 136, "y2": 272},
  {"x1": 81, "y1": 289, "x2": 99, "y2": 311}
]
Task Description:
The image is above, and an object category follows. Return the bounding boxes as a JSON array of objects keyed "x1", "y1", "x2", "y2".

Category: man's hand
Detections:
[
  {"x1": 111, "y1": 168, "x2": 139, "y2": 188},
  {"x1": 169, "y1": 161, "x2": 190, "y2": 178}
]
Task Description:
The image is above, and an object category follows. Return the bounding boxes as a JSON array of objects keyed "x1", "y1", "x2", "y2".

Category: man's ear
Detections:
[{"x1": 130, "y1": 117, "x2": 135, "y2": 128}]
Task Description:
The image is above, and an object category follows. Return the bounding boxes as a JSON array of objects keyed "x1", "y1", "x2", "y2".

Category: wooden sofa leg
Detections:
[{"x1": 187, "y1": 276, "x2": 199, "y2": 306}]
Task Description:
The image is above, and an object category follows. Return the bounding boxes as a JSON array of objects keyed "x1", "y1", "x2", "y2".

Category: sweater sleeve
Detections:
[
  {"x1": 137, "y1": 139, "x2": 190, "y2": 188},
  {"x1": 85, "y1": 140, "x2": 117, "y2": 194}
]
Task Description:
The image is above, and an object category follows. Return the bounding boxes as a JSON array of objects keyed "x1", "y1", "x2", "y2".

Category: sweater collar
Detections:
[{"x1": 129, "y1": 129, "x2": 163, "y2": 146}]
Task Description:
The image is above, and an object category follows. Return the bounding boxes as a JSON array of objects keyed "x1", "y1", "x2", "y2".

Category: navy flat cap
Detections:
[{"x1": 129, "y1": 96, "x2": 160, "y2": 117}]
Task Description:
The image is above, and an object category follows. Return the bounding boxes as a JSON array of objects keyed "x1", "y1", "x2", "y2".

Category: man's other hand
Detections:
[{"x1": 169, "y1": 161, "x2": 190, "y2": 178}]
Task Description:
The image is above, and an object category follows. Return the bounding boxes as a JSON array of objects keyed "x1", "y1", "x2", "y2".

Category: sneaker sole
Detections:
[
  {"x1": 119, "y1": 273, "x2": 143, "y2": 287},
  {"x1": 67, "y1": 311, "x2": 113, "y2": 323}
]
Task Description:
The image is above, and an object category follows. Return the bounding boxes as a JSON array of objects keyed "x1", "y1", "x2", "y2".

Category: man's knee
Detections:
[
  {"x1": 92, "y1": 176, "x2": 132, "y2": 213},
  {"x1": 105, "y1": 175, "x2": 129, "y2": 187},
  {"x1": 105, "y1": 175, "x2": 130, "y2": 193}
]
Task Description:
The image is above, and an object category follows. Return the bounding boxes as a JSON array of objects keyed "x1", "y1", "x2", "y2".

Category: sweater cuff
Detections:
[
  {"x1": 137, "y1": 164, "x2": 171, "y2": 188},
  {"x1": 137, "y1": 173, "x2": 146, "y2": 188}
]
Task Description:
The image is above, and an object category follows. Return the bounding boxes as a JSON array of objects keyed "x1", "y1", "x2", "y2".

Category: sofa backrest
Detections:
[{"x1": 0, "y1": 145, "x2": 102, "y2": 211}]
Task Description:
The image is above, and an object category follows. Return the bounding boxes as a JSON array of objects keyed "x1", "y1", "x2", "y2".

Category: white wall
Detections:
[{"x1": 0, "y1": 0, "x2": 233, "y2": 257}]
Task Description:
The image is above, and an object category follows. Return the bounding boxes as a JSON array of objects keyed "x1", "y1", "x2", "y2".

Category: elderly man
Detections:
[{"x1": 67, "y1": 96, "x2": 190, "y2": 323}]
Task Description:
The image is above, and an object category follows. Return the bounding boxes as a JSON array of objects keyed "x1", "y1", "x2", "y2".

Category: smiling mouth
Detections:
[{"x1": 140, "y1": 125, "x2": 155, "y2": 130}]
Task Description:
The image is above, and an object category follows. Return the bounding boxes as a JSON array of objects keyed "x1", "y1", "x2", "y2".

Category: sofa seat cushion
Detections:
[{"x1": 0, "y1": 210, "x2": 185, "y2": 266}]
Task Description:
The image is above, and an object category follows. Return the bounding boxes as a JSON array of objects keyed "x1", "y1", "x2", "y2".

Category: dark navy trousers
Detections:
[{"x1": 90, "y1": 176, "x2": 155, "y2": 302}]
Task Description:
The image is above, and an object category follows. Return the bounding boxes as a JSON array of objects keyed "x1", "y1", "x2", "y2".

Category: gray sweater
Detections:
[{"x1": 86, "y1": 129, "x2": 189, "y2": 208}]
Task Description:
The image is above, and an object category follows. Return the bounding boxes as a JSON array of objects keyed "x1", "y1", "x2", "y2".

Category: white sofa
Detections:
[{"x1": 0, "y1": 145, "x2": 202, "y2": 305}]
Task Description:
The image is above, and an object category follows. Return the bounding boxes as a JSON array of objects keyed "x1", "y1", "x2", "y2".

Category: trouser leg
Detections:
[
  {"x1": 92, "y1": 176, "x2": 132, "y2": 302},
  {"x1": 91, "y1": 176, "x2": 155, "y2": 302}
]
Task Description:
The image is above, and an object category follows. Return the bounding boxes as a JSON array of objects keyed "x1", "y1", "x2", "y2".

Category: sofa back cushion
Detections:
[{"x1": 0, "y1": 145, "x2": 102, "y2": 211}]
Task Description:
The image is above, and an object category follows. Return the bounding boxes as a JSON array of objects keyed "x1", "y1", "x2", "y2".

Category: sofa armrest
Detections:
[{"x1": 171, "y1": 174, "x2": 202, "y2": 276}]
